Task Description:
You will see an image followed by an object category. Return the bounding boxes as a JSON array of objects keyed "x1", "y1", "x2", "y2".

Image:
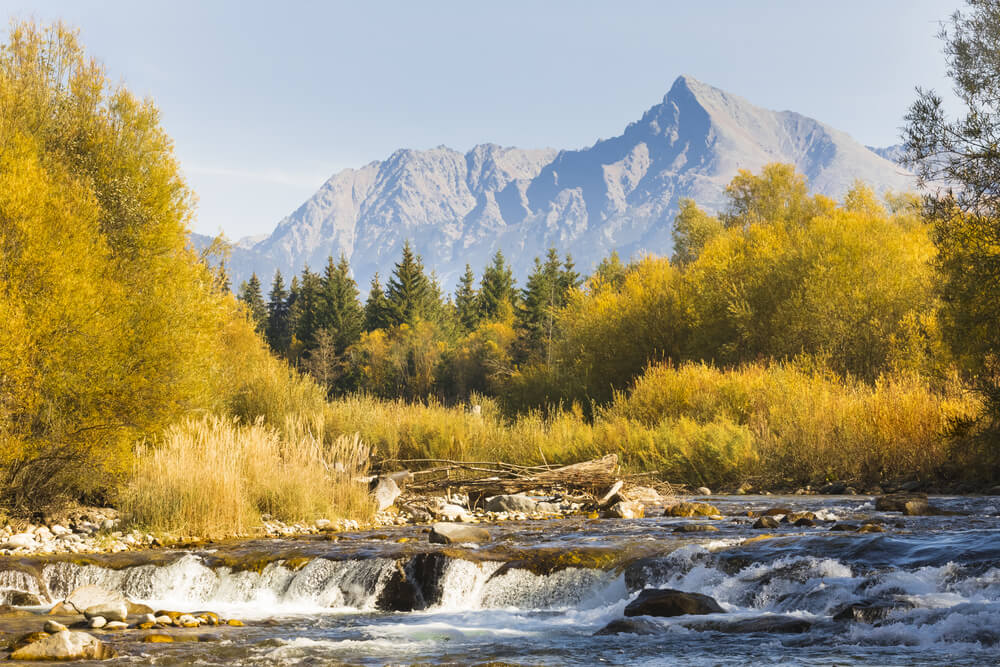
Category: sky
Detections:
[{"x1": 2, "y1": 1, "x2": 965, "y2": 239}]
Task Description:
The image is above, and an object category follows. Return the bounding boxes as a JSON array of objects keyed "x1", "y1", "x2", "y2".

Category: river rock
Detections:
[
  {"x1": 433, "y1": 503, "x2": 470, "y2": 522},
  {"x1": 9, "y1": 630, "x2": 117, "y2": 661},
  {"x1": 598, "y1": 481, "x2": 624, "y2": 507},
  {"x1": 690, "y1": 615, "x2": 812, "y2": 634},
  {"x1": 88, "y1": 616, "x2": 107, "y2": 628},
  {"x1": 753, "y1": 516, "x2": 779, "y2": 529},
  {"x1": 65, "y1": 585, "x2": 127, "y2": 614},
  {"x1": 485, "y1": 494, "x2": 538, "y2": 514},
  {"x1": 784, "y1": 511, "x2": 816, "y2": 523},
  {"x1": 663, "y1": 502, "x2": 719, "y2": 518},
  {"x1": 696, "y1": 486, "x2": 712, "y2": 495},
  {"x1": 820, "y1": 482, "x2": 848, "y2": 494},
  {"x1": 104, "y1": 621, "x2": 128, "y2": 630},
  {"x1": 604, "y1": 501, "x2": 644, "y2": 519},
  {"x1": 429, "y1": 522, "x2": 490, "y2": 545},
  {"x1": 875, "y1": 492, "x2": 927, "y2": 513},
  {"x1": 8, "y1": 591, "x2": 42, "y2": 606},
  {"x1": 833, "y1": 600, "x2": 911, "y2": 623},
  {"x1": 594, "y1": 617, "x2": 663, "y2": 635},
  {"x1": 43, "y1": 620, "x2": 68, "y2": 633},
  {"x1": 2, "y1": 533, "x2": 36, "y2": 550},
  {"x1": 673, "y1": 523, "x2": 718, "y2": 533},
  {"x1": 0, "y1": 604, "x2": 36, "y2": 618},
  {"x1": 84, "y1": 601, "x2": 127, "y2": 622},
  {"x1": 400, "y1": 504, "x2": 433, "y2": 523},
  {"x1": 621, "y1": 486, "x2": 661, "y2": 504},
  {"x1": 624, "y1": 588, "x2": 725, "y2": 617},
  {"x1": 372, "y1": 477, "x2": 401, "y2": 512}
]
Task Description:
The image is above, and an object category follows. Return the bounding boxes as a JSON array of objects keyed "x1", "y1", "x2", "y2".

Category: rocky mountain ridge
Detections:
[{"x1": 213, "y1": 76, "x2": 914, "y2": 290}]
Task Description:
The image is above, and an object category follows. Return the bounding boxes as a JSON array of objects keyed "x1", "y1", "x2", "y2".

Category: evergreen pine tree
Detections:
[
  {"x1": 517, "y1": 250, "x2": 562, "y2": 362},
  {"x1": 291, "y1": 265, "x2": 322, "y2": 351},
  {"x1": 478, "y1": 250, "x2": 516, "y2": 321},
  {"x1": 237, "y1": 272, "x2": 267, "y2": 332},
  {"x1": 386, "y1": 241, "x2": 433, "y2": 326},
  {"x1": 560, "y1": 253, "x2": 583, "y2": 293},
  {"x1": 266, "y1": 269, "x2": 290, "y2": 355},
  {"x1": 318, "y1": 255, "x2": 365, "y2": 353},
  {"x1": 364, "y1": 273, "x2": 392, "y2": 331},
  {"x1": 454, "y1": 263, "x2": 480, "y2": 332}
]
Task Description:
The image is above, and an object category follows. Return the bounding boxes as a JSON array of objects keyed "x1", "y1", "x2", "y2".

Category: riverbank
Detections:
[{"x1": 1, "y1": 492, "x2": 998, "y2": 665}]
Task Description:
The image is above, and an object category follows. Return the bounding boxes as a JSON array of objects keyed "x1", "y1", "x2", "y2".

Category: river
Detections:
[{"x1": 2, "y1": 494, "x2": 999, "y2": 665}]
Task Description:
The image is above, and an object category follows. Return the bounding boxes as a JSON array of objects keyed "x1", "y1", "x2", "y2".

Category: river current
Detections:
[{"x1": 2, "y1": 494, "x2": 999, "y2": 666}]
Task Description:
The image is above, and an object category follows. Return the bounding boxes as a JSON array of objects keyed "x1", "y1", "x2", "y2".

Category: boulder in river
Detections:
[
  {"x1": 875, "y1": 492, "x2": 930, "y2": 514},
  {"x1": 604, "y1": 501, "x2": 644, "y2": 519},
  {"x1": 485, "y1": 494, "x2": 538, "y2": 514},
  {"x1": 663, "y1": 502, "x2": 719, "y2": 518},
  {"x1": 594, "y1": 617, "x2": 663, "y2": 635},
  {"x1": 7, "y1": 591, "x2": 42, "y2": 606},
  {"x1": 429, "y1": 522, "x2": 490, "y2": 545},
  {"x1": 753, "y1": 516, "x2": 779, "y2": 529},
  {"x1": 84, "y1": 601, "x2": 127, "y2": 622},
  {"x1": 624, "y1": 588, "x2": 725, "y2": 617},
  {"x1": 9, "y1": 630, "x2": 117, "y2": 661},
  {"x1": 696, "y1": 486, "x2": 712, "y2": 495},
  {"x1": 64, "y1": 585, "x2": 127, "y2": 615}
]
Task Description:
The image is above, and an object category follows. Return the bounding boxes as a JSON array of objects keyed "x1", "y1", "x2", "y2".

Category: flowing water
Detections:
[{"x1": 3, "y1": 495, "x2": 1000, "y2": 666}]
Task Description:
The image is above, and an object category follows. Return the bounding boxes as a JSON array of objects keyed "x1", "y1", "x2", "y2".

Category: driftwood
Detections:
[{"x1": 380, "y1": 454, "x2": 620, "y2": 501}]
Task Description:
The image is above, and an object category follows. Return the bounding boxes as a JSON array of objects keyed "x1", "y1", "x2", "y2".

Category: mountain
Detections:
[
  {"x1": 866, "y1": 143, "x2": 907, "y2": 165},
  {"x1": 220, "y1": 76, "x2": 915, "y2": 290}
]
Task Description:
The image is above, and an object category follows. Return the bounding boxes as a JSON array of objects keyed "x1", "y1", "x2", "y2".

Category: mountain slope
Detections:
[{"x1": 224, "y1": 76, "x2": 914, "y2": 290}]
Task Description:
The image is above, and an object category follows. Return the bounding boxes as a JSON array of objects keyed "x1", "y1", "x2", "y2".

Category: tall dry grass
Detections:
[
  {"x1": 123, "y1": 415, "x2": 373, "y2": 538},
  {"x1": 319, "y1": 362, "x2": 980, "y2": 489}
]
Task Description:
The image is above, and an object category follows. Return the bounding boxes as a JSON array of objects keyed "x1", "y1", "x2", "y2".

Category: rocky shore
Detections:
[{"x1": 0, "y1": 583, "x2": 244, "y2": 661}]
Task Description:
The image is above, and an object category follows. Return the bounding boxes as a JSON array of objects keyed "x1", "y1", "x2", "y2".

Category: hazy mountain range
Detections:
[{"x1": 195, "y1": 75, "x2": 914, "y2": 291}]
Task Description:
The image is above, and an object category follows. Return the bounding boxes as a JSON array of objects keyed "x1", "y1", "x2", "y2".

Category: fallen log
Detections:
[{"x1": 396, "y1": 454, "x2": 620, "y2": 501}]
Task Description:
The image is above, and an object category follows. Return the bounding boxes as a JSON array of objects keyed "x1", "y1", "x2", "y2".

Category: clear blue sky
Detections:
[{"x1": 2, "y1": 1, "x2": 964, "y2": 239}]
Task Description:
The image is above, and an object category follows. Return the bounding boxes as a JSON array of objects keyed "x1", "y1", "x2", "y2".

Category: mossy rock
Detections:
[
  {"x1": 488, "y1": 547, "x2": 625, "y2": 579},
  {"x1": 663, "y1": 502, "x2": 720, "y2": 518}
]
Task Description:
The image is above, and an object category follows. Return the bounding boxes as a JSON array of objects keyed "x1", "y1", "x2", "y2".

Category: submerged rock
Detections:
[
  {"x1": 429, "y1": 522, "x2": 490, "y2": 545},
  {"x1": 833, "y1": 600, "x2": 912, "y2": 623},
  {"x1": 594, "y1": 617, "x2": 663, "y2": 635},
  {"x1": 673, "y1": 523, "x2": 718, "y2": 533},
  {"x1": 690, "y1": 615, "x2": 812, "y2": 634},
  {"x1": 9, "y1": 630, "x2": 116, "y2": 661},
  {"x1": 663, "y1": 502, "x2": 719, "y2": 518},
  {"x1": 624, "y1": 588, "x2": 725, "y2": 617}
]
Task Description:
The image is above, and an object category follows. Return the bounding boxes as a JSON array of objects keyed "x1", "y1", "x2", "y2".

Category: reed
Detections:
[{"x1": 122, "y1": 415, "x2": 373, "y2": 539}]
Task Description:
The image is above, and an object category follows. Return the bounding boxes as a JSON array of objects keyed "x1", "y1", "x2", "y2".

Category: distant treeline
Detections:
[{"x1": 235, "y1": 163, "x2": 947, "y2": 411}]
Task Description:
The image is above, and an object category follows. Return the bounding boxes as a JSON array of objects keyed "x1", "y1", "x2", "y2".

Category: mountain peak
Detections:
[{"x1": 221, "y1": 77, "x2": 916, "y2": 291}]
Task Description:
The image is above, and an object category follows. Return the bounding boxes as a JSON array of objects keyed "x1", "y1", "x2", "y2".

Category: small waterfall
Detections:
[{"x1": 0, "y1": 568, "x2": 45, "y2": 604}]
